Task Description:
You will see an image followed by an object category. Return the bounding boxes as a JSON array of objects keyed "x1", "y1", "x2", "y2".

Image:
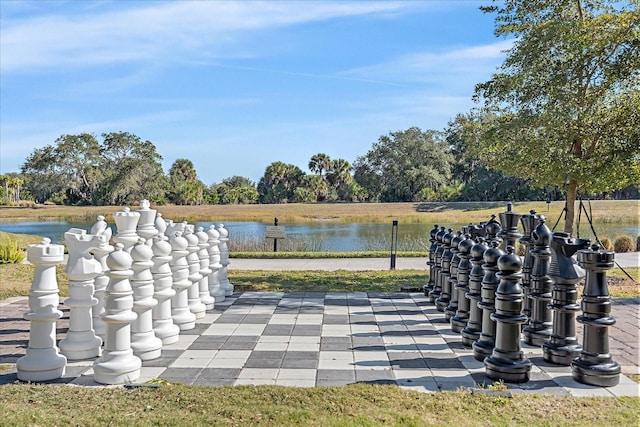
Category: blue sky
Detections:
[{"x1": 0, "y1": 0, "x2": 510, "y2": 185}]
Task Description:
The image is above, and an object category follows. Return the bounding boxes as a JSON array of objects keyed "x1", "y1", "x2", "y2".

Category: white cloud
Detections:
[
  {"x1": 0, "y1": 1, "x2": 424, "y2": 73},
  {"x1": 340, "y1": 39, "x2": 513, "y2": 86}
]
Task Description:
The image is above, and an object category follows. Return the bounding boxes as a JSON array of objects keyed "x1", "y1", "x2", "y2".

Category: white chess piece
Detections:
[
  {"x1": 17, "y1": 238, "x2": 67, "y2": 381},
  {"x1": 93, "y1": 243, "x2": 141, "y2": 384}
]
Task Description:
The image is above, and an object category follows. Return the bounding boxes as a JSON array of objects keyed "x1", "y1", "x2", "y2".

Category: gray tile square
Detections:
[
  {"x1": 316, "y1": 378, "x2": 356, "y2": 386},
  {"x1": 323, "y1": 315, "x2": 349, "y2": 324},
  {"x1": 244, "y1": 358, "x2": 282, "y2": 369},
  {"x1": 226, "y1": 335, "x2": 260, "y2": 343},
  {"x1": 292, "y1": 326, "x2": 322, "y2": 336},
  {"x1": 284, "y1": 351, "x2": 318, "y2": 360},
  {"x1": 159, "y1": 367, "x2": 201, "y2": 385},
  {"x1": 188, "y1": 341, "x2": 225, "y2": 350},
  {"x1": 220, "y1": 341, "x2": 256, "y2": 350},
  {"x1": 281, "y1": 358, "x2": 318, "y2": 369},
  {"x1": 198, "y1": 368, "x2": 242, "y2": 379},
  {"x1": 317, "y1": 369, "x2": 355, "y2": 380},
  {"x1": 320, "y1": 343, "x2": 353, "y2": 351}
]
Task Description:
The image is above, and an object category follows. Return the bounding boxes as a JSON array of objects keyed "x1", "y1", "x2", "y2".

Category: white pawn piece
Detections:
[
  {"x1": 17, "y1": 238, "x2": 67, "y2": 381},
  {"x1": 59, "y1": 228, "x2": 105, "y2": 360},
  {"x1": 90, "y1": 215, "x2": 113, "y2": 341},
  {"x1": 151, "y1": 234, "x2": 180, "y2": 345},
  {"x1": 93, "y1": 244, "x2": 141, "y2": 384},
  {"x1": 195, "y1": 226, "x2": 215, "y2": 310},
  {"x1": 130, "y1": 239, "x2": 163, "y2": 361},
  {"x1": 217, "y1": 224, "x2": 233, "y2": 296},
  {"x1": 169, "y1": 229, "x2": 196, "y2": 330},
  {"x1": 154, "y1": 212, "x2": 167, "y2": 238},
  {"x1": 136, "y1": 199, "x2": 158, "y2": 244},
  {"x1": 184, "y1": 224, "x2": 206, "y2": 318},
  {"x1": 113, "y1": 207, "x2": 140, "y2": 252},
  {"x1": 207, "y1": 225, "x2": 225, "y2": 303}
]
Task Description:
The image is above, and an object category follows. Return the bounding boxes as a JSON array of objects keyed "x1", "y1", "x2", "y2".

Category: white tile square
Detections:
[
  {"x1": 162, "y1": 334, "x2": 198, "y2": 350},
  {"x1": 277, "y1": 369, "x2": 317, "y2": 380},
  {"x1": 287, "y1": 342, "x2": 320, "y2": 352},
  {"x1": 288, "y1": 336, "x2": 321, "y2": 344},
  {"x1": 181, "y1": 350, "x2": 217, "y2": 359},
  {"x1": 235, "y1": 378, "x2": 277, "y2": 386},
  {"x1": 213, "y1": 350, "x2": 251, "y2": 360},
  {"x1": 319, "y1": 351, "x2": 354, "y2": 360},
  {"x1": 207, "y1": 358, "x2": 246, "y2": 368},
  {"x1": 237, "y1": 368, "x2": 279, "y2": 380},
  {"x1": 170, "y1": 357, "x2": 210, "y2": 368},
  {"x1": 254, "y1": 341, "x2": 289, "y2": 351},
  {"x1": 203, "y1": 324, "x2": 237, "y2": 335},
  {"x1": 318, "y1": 359, "x2": 354, "y2": 370},
  {"x1": 275, "y1": 379, "x2": 316, "y2": 387}
]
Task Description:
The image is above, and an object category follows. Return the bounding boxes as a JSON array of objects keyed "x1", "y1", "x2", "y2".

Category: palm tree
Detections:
[
  {"x1": 327, "y1": 158, "x2": 352, "y2": 188},
  {"x1": 308, "y1": 153, "x2": 331, "y2": 178}
]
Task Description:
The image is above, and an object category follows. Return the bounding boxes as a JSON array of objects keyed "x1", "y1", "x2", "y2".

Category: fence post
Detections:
[{"x1": 390, "y1": 220, "x2": 398, "y2": 270}]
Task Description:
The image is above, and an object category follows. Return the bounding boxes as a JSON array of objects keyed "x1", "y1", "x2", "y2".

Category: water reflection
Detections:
[{"x1": 0, "y1": 220, "x2": 636, "y2": 252}]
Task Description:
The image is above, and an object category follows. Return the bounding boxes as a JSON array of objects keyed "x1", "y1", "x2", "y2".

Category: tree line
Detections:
[{"x1": 2, "y1": 1, "x2": 638, "y2": 235}]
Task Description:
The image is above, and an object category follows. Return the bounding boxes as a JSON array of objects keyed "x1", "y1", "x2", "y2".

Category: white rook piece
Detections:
[
  {"x1": 207, "y1": 225, "x2": 224, "y2": 303},
  {"x1": 136, "y1": 199, "x2": 158, "y2": 244},
  {"x1": 93, "y1": 244, "x2": 141, "y2": 384},
  {"x1": 90, "y1": 215, "x2": 113, "y2": 341},
  {"x1": 130, "y1": 239, "x2": 163, "y2": 361},
  {"x1": 59, "y1": 228, "x2": 105, "y2": 360},
  {"x1": 195, "y1": 226, "x2": 215, "y2": 310},
  {"x1": 151, "y1": 234, "x2": 180, "y2": 344},
  {"x1": 217, "y1": 223, "x2": 233, "y2": 296},
  {"x1": 168, "y1": 227, "x2": 196, "y2": 330},
  {"x1": 17, "y1": 238, "x2": 67, "y2": 381},
  {"x1": 184, "y1": 224, "x2": 206, "y2": 318},
  {"x1": 114, "y1": 207, "x2": 140, "y2": 252}
]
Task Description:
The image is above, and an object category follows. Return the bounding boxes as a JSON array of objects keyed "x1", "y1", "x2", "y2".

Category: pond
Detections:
[{"x1": 0, "y1": 220, "x2": 637, "y2": 252}]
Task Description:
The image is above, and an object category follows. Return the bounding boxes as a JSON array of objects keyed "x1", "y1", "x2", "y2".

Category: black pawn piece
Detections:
[
  {"x1": 444, "y1": 231, "x2": 464, "y2": 321},
  {"x1": 424, "y1": 225, "x2": 439, "y2": 297},
  {"x1": 472, "y1": 241, "x2": 505, "y2": 361},
  {"x1": 485, "y1": 246, "x2": 531, "y2": 383},
  {"x1": 461, "y1": 238, "x2": 488, "y2": 347},
  {"x1": 451, "y1": 234, "x2": 474, "y2": 333},
  {"x1": 435, "y1": 229, "x2": 454, "y2": 313},
  {"x1": 523, "y1": 215, "x2": 553, "y2": 346},
  {"x1": 428, "y1": 227, "x2": 447, "y2": 303}
]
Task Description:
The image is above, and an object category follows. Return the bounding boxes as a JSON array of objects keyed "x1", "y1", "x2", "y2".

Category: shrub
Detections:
[
  {"x1": 600, "y1": 237, "x2": 614, "y2": 251},
  {"x1": 0, "y1": 239, "x2": 26, "y2": 264},
  {"x1": 636, "y1": 235, "x2": 640, "y2": 252},
  {"x1": 613, "y1": 235, "x2": 634, "y2": 253}
]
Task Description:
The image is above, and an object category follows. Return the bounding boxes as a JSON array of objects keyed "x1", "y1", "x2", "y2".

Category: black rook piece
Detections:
[
  {"x1": 571, "y1": 244, "x2": 621, "y2": 387},
  {"x1": 424, "y1": 225, "x2": 439, "y2": 297},
  {"x1": 472, "y1": 241, "x2": 505, "y2": 362},
  {"x1": 522, "y1": 216, "x2": 554, "y2": 346},
  {"x1": 542, "y1": 232, "x2": 590, "y2": 365},
  {"x1": 484, "y1": 246, "x2": 531, "y2": 383}
]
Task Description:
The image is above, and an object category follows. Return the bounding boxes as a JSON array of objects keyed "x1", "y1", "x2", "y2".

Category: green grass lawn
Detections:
[{"x1": 1, "y1": 383, "x2": 638, "y2": 426}]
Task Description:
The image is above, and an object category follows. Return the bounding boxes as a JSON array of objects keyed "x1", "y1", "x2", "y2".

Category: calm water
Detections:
[{"x1": 1, "y1": 220, "x2": 637, "y2": 252}]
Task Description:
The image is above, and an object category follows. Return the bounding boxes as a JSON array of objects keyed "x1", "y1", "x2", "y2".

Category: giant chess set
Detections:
[{"x1": 14, "y1": 200, "x2": 627, "y2": 392}]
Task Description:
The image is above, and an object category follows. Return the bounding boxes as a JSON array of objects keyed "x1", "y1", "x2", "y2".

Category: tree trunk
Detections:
[{"x1": 564, "y1": 178, "x2": 578, "y2": 235}]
